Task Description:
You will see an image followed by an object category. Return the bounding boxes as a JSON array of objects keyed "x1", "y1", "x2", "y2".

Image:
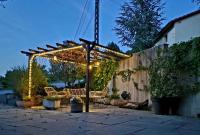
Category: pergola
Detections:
[{"x1": 21, "y1": 38, "x2": 130, "y2": 112}]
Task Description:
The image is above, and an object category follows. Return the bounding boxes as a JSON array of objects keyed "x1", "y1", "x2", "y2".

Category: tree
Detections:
[
  {"x1": 49, "y1": 61, "x2": 85, "y2": 87},
  {"x1": 115, "y1": 0, "x2": 165, "y2": 52},
  {"x1": 0, "y1": 0, "x2": 7, "y2": 8},
  {"x1": 3, "y1": 62, "x2": 48, "y2": 97},
  {"x1": 193, "y1": 0, "x2": 200, "y2": 6},
  {"x1": 4, "y1": 66, "x2": 26, "y2": 90},
  {"x1": 107, "y1": 42, "x2": 121, "y2": 52}
]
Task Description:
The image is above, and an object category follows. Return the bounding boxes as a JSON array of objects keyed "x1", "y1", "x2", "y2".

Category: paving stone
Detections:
[{"x1": 0, "y1": 105, "x2": 200, "y2": 135}]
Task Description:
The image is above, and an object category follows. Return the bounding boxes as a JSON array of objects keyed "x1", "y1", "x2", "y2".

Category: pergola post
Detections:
[
  {"x1": 28, "y1": 55, "x2": 35, "y2": 98},
  {"x1": 86, "y1": 44, "x2": 91, "y2": 112},
  {"x1": 85, "y1": 42, "x2": 96, "y2": 112}
]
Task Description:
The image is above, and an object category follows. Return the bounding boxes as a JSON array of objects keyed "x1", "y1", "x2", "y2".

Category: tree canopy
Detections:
[
  {"x1": 115, "y1": 0, "x2": 165, "y2": 52},
  {"x1": 49, "y1": 61, "x2": 85, "y2": 88},
  {"x1": 193, "y1": 0, "x2": 200, "y2": 6},
  {"x1": 3, "y1": 62, "x2": 48, "y2": 97},
  {"x1": 107, "y1": 42, "x2": 121, "y2": 52}
]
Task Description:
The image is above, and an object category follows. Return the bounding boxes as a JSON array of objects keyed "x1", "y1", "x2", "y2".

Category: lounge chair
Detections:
[{"x1": 44, "y1": 87, "x2": 68, "y2": 98}]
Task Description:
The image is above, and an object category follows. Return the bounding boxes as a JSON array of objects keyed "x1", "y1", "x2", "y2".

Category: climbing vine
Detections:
[
  {"x1": 92, "y1": 59, "x2": 119, "y2": 91},
  {"x1": 149, "y1": 37, "x2": 200, "y2": 98}
]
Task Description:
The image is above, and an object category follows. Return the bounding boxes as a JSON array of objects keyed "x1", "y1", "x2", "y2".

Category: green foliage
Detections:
[
  {"x1": 4, "y1": 61, "x2": 48, "y2": 98},
  {"x1": 193, "y1": 0, "x2": 200, "y2": 6},
  {"x1": 117, "y1": 69, "x2": 135, "y2": 82},
  {"x1": 109, "y1": 88, "x2": 120, "y2": 100},
  {"x1": 23, "y1": 96, "x2": 31, "y2": 101},
  {"x1": 70, "y1": 97, "x2": 83, "y2": 104},
  {"x1": 110, "y1": 94, "x2": 120, "y2": 100},
  {"x1": 117, "y1": 66, "x2": 148, "y2": 82},
  {"x1": 4, "y1": 66, "x2": 26, "y2": 92},
  {"x1": 115, "y1": 0, "x2": 164, "y2": 52},
  {"x1": 107, "y1": 42, "x2": 121, "y2": 52},
  {"x1": 45, "y1": 96, "x2": 61, "y2": 101},
  {"x1": 92, "y1": 59, "x2": 119, "y2": 91},
  {"x1": 149, "y1": 37, "x2": 200, "y2": 98},
  {"x1": 49, "y1": 61, "x2": 85, "y2": 87}
]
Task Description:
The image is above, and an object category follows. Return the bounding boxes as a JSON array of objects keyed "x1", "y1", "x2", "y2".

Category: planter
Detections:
[
  {"x1": 151, "y1": 97, "x2": 169, "y2": 115},
  {"x1": 151, "y1": 97, "x2": 181, "y2": 115},
  {"x1": 43, "y1": 99, "x2": 61, "y2": 110},
  {"x1": 16, "y1": 100, "x2": 33, "y2": 108},
  {"x1": 70, "y1": 103, "x2": 83, "y2": 113},
  {"x1": 168, "y1": 97, "x2": 181, "y2": 115},
  {"x1": 31, "y1": 95, "x2": 43, "y2": 106}
]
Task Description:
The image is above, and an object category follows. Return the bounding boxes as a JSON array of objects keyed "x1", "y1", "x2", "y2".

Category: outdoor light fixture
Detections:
[
  {"x1": 53, "y1": 56, "x2": 57, "y2": 61},
  {"x1": 89, "y1": 65, "x2": 92, "y2": 70},
  {"x1": 96, "y1": 61, "x2": 100, "y2": 66}
]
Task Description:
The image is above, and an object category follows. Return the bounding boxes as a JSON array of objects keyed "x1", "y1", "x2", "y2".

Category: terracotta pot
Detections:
[{"x1": 16, "y1": 100, "x2": 33, "y2": 108}]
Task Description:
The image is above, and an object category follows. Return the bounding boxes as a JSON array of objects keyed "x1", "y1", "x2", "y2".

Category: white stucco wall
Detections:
[
  {"x1": 155, "y1": 37, "x2": 166, "y2": 46},
  {"x1": 175, "y1": 13, "x2": 200, "y2": 43},
  {"x1": 167, "y1": 27, "x2": 176, "y2": 46},
  {"x1": 155, "y1": 13, "x2": 200, "y2": 46}
]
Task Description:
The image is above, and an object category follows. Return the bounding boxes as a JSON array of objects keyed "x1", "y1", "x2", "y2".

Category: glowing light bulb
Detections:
[
  {"x1": 89, "y1": 65, "x2": 92, "y2": 70},
  {"x1": 53, "y1": 56, "x2": 58, "y2": 61},
  {"x1": 96, "y1": 62, "x2": 100, "y2": 66}
]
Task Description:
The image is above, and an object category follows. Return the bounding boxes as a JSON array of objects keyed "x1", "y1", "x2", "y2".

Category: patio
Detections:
[{"x1": 0, "y1": 105, "x2": 200, "y2": 135}]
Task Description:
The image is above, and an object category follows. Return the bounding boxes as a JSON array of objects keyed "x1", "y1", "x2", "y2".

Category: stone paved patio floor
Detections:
[{"x1": 0, "y1": 105, "x2": 200, "y2": 135}]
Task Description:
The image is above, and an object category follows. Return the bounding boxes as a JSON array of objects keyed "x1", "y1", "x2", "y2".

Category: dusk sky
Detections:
[{"x1": 0, "y1": 0, "x2": 199, "y2": 76}]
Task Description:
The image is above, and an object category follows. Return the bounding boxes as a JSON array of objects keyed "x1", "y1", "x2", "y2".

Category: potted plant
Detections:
[
  {"x1": 70, "y1": 97, "x2": 83, "y2": 113},
  {"x1": 149, "y1": 49, "x2": 182, "y2": 115},
  {"x1": 31, "y1": 95, "x2": 43, "y2": 106},
  {"x1": 110, "y1": 88, "x2": 128, "y2": 106},
  {"x1": 121, "y1": 91, "x2": 131, "y2": 100},
  {"x1": 16, "y1": 96, "x2": 33, "y2": 108},
  {"x1": 43, "y1": 96, "x2": 61, "y2": 109}
]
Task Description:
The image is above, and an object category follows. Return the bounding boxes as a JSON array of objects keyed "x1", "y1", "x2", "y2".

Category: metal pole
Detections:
[
  {"x1": 94, "y1": 0, "x2": 99, "y2": 44},
  {"x1": 86, "y1": 44, "x2": 90, "y2": 112}
]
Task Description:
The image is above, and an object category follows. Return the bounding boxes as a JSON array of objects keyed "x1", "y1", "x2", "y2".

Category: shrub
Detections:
[
  {"x1": 45, "y1": 96, "x2": 61, "y2": 101},
  {"x1": 4, "y1": 62, "x2": 48, "y2": 98},
  {"x1": 121, "y1": 91, "x2": 131, "y2": 100},
  {"x1": 92, "y1": 59, "x2": 118, "y2": 91},
  {"x1": 70, "y1": 97, "x2": 83, "y2": 104},
  {"x1": 110, "y1": 94, "x2": 120, "y2": 100}
]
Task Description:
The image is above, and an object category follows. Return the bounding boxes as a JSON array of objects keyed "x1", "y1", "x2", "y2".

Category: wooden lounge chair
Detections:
[
  {"x1": 44, "y1": 87, "x2": 68, "y2": 98},
  {"x1": 44, "y1": 87, "x2": 58, "y2": 96}
]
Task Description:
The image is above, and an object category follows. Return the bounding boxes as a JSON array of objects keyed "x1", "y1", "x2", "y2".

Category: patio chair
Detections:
[
  {"x1": 44, "y1": 87, "x2": 58, "y2": 96},
  {"x1": 44, "y1": 87, "x2": 67, "y2": 98},
  {"x1": 90, "y1": 87, "x2": 109, "y2": 98}
]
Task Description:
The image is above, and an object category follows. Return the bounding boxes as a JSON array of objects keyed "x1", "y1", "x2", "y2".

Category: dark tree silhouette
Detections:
[
  {"x1": 0, "y1": 0, "x2": 7, "y2": 8},
  {"x1": 115, "y1": 0, "x2": 165, "y2": 52},
  {"x1": 193, "y1": 0, "x2": 200, "y2": 6},
  {"x1": 107, "y1": 42, "x2": 121, "y2": 52}
]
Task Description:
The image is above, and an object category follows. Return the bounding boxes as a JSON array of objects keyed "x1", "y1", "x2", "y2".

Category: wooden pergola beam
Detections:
[
  {"x1": 28, "y1": 49, "x2": 41, "y2": 53},
  {"x1": 46, "y1": 44, "x2": 57, "y2": 49},
  {"x1": 80, "y1": 38, "x2": 130, "y2": 58},
  {"x1": 66, "y1": 40, "x2": 79, "y2": 47},
  {"x1": 92, "y1": 49, "x2": 121, "y2": 60},
  {"x1": 21, "y1": 38, "x2": 130, "y2": 113},
  {"x1": 21, "y1": 51, "x2": 35, "y2": 56},
  {"x1": 37, "y1": 47, "x2": 49, "y2": 52},
  {"x1": 56, "y1": 43, "x2": 67, "y2": 48}
]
